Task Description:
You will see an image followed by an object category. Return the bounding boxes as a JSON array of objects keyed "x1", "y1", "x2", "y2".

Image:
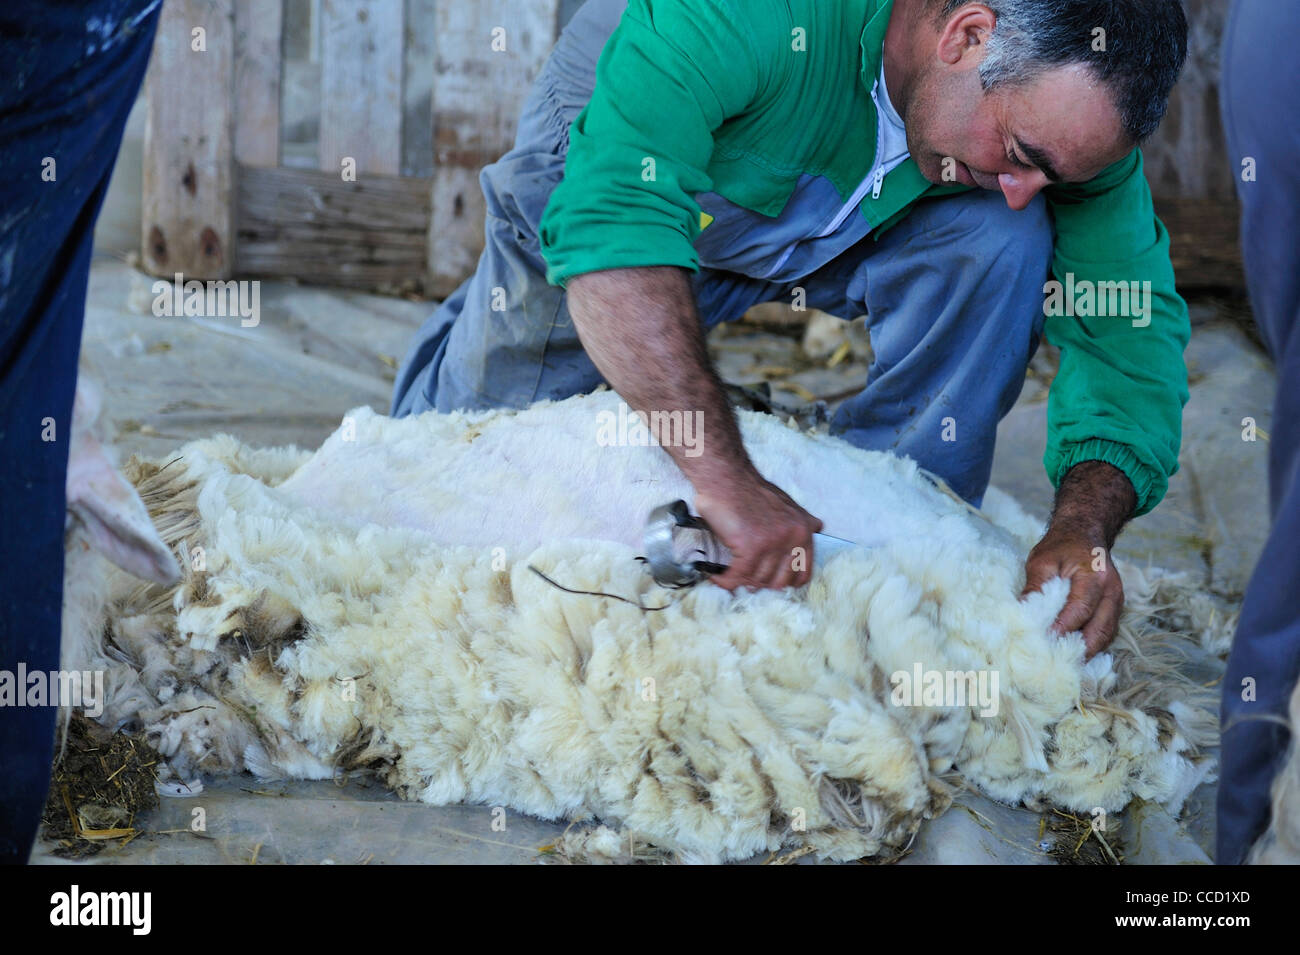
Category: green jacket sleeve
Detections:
[
  {"x1": 538, "y1": 0, "x2": 771, "y2": 287},
  {"x1": 1042, "y1": 149, "x2": 1191, "y2": 517}
]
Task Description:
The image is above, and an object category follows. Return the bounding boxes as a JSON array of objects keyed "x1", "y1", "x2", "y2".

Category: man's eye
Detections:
[{"x1": 1007, "y1": 150, "x2": 1033, "y2": 170}]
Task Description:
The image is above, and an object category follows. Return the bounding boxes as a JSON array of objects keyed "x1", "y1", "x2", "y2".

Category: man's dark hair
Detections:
[{"x1": 937, "y1": 0, "x2": 1189, "y2": 143}]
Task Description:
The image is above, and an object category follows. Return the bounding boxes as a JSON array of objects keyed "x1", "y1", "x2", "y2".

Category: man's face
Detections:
[{"x1": 899, "y1": 12, "x2": 1133, "y2": 210}]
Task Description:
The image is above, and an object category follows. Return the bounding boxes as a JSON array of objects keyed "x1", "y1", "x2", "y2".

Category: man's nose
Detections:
[{"x1": 998, "y1": 171, "x2": 1049, "y2": 210}]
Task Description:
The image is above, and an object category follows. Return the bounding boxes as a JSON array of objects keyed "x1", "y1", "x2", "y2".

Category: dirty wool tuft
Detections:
[
  {"x1": 62, "y1": 392, "x2": 1227, "y2": 863},
  {"x1": 41, "y1": 712, "x2": 160, "y2": 857}
]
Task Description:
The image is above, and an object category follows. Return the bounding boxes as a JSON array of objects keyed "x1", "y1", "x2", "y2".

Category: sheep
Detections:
[
  {"x1": 60, "y1": 373, "x2": 178, "y2": 739},
  {"x1": 1246, "y1": 679, "x2": 1300, "y2": 864},
  {"x1": 65, "y1": 374, "x2": 179, "y2": 588},
  {"x1": 64, "y1": 388, "x2": 1230, "y2": 862}
]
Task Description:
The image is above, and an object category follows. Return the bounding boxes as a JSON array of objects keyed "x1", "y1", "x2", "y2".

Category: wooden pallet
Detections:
[{"x1": 141, "y1": 0, "x2": 560, "y2": 297}]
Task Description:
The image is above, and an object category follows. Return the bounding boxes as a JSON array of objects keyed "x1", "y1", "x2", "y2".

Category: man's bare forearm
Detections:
[
  {"x1": 566, "y1": 266, "x2": 755, "y2": 487},
  {"x1": 1048, "y1": 460, "x2": 1138, "y2": 548},
  {"x1": 567, "y1": 266, "x2": 822, "y2": 591}
]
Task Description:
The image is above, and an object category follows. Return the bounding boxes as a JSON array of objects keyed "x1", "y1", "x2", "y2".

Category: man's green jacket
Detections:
[{"x1": 539, "y1": 0, "x2": 1190, "y2": 515}]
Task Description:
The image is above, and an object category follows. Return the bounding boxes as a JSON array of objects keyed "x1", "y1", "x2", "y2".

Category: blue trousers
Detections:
[
  {"x1": 391, "y1": 1, "x2": 1053, "y2": 509},
  {"x1": 0, "y1": 0, "x2": 160, "y2": 864},
  {"x1": 1216, "y1": 0, "x2": 1300, "y2": 865}
]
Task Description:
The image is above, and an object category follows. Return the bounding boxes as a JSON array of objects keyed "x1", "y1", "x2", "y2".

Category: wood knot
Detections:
[
  {"x1": 199, "y1": 226, "x2": 223, "y2": 266},
  {"x1": 148, "y1": 225, "x2": 167, "y2": 265}
]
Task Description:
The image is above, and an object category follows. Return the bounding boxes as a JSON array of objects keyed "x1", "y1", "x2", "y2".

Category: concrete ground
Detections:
[{"x1": 34, "y1": 97, "x2": 1273, "y2": 865}]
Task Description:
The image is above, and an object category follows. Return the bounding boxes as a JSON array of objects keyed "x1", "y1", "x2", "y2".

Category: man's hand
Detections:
[
  {"x1": 695, "y1": 470, "x2": 823, "y2": 591},
  {"x1": 567, "y1": 266, "x2": 823, "y2": 592},
  {"x1": 1022, "y1": 526, "x2": 1125, "y2": 657},
  {"x1": 1021, "y1": 460, "x2": 1137, "y2": 657}
]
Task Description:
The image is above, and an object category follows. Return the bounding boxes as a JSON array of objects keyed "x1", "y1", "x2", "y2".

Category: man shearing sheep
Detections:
[{"x1": 391, "y1": 0, "x2": 1191, "y2": 655}]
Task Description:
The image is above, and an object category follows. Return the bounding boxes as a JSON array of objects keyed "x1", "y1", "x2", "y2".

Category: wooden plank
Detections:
[
  {"x1": 428, "y1": 0, "x2": 561, "y2": 297},
  {"x1": 1154, "y1": 197, "x2": 1245, "y2": 290},
  {"x1": 402, "y1": 0, "x2": 437, "y2": 177},
  {"x1": 238, "y1": 225, "x2": 428, "y2": 249},
  {"x1": 318, "y1": 0, "x2": 403, "y2": 176},
  {"x1": 309, "y1": 0, "x2": 321, "y2": 62},
  {"x1": 238, "y1": 163, "x2": 429, "y2": 228},
  {"x1": 236, "y1": 165, "x2": 431, "y2": 229},
  {"x1": 235, "y1": 164, "x2": 430, "y2": 292},
  {"x1": 283, "y1": 0, "x2": 313, "y2": 60},
  {"x1": 1143, "y1": 0, "x2": 1234, "y2": 201},
  {"x1": 233, "y1": 0, "x2": 284, "y2": 168},
  {"x1": 141, "y1": 0, "x2": 236, "y2": 280}
]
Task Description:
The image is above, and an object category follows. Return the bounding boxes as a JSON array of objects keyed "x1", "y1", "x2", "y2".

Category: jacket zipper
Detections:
[
  {"x1": 760, "y1": 81, "x2": 889, "y2": 279},
  {"x1": 821, "y1": 81, "x2": 888, "y2": 236}
]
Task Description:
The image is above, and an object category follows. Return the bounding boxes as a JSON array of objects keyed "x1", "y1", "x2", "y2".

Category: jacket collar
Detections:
[{"x1": 859, "y1": 0, "x2": 897, "y2": 94}]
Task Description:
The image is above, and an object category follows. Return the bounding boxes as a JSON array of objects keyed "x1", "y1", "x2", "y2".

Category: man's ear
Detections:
[{"x1": 935, "y1": 3, "x2": 996, "y2": 67}]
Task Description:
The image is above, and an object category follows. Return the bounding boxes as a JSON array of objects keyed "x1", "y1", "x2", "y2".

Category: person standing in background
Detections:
[
  {"x1": 0, "y1": 0, "x2": 163, "y2": 864},
  {"x1": 1216, "y1": 0, "x2": 1300, "y2": 865}
]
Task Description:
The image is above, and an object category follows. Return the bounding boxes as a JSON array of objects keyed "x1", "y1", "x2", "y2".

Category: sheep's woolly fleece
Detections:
[
  {"x1": 1247, "y1": 678, "x2": 1300, "y2": 864},
  {"x1": 65, "y1": 391, "x2": 1226, "y2": 863}
]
